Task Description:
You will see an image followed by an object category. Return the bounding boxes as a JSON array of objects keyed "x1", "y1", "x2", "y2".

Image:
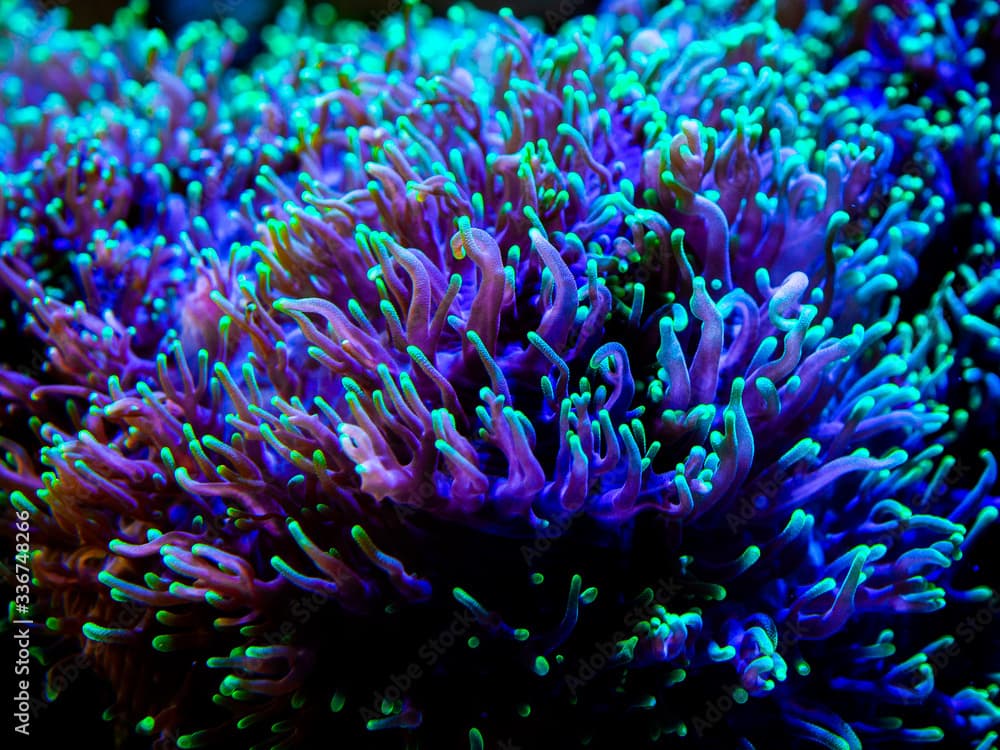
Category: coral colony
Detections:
[{"x1": 2, "y1": 0, "x2": 1000, "y2": 748}]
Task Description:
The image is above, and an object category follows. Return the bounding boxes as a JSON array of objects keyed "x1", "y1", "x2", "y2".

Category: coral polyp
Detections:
[{"x1": 1, "y1": 0, "x2": 998, "y2": 748}]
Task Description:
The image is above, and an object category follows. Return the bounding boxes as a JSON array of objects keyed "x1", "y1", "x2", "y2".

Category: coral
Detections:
[{"x1": 1, "y1": 0, "x2": 997, "y2": 748}]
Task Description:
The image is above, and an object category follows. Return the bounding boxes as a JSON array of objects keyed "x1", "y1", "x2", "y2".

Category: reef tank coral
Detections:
[{"x1": 1, "y1": 0, "x2": 999, "y2": 748}]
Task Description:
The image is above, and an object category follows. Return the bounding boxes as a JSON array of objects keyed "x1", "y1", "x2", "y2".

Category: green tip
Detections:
[
  {"x1": 152, "y1": 635, "x2": 175, "y2": 652},
  {"x1": 330, "y1": 692, "x2": 346, "y2": 713},
  {"x1": 236, "y1": 714, "x2": 261, "y2": 730},
  {"x1": 533, "y1": 655, "x2": 550, "y2": 676},
  {"x1": 82, "y1": 622, "x2": 128, "y2": 643},
  {"x1": 469, "y1": 728, "x2": 484, "y2": 750},
  {"x1": 136, "y1": 716, "x2": 155, "y2": 733},
  {"x1": 177, "y1": 731, "x2": 210, "y2": 749}
]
